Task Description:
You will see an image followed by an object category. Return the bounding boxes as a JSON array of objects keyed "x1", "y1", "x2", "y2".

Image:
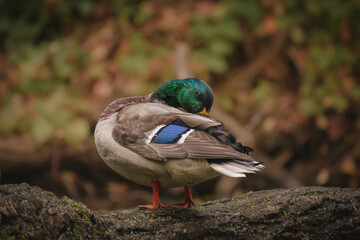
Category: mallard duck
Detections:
[{"x1": 94, "y1": 78, "x2": 263, "y2": 209}]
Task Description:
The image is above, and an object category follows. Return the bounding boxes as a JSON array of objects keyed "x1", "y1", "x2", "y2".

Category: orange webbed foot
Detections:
[
  {"x1": 166, "y1": 186, "x2": 194, "y2": 208},
  {"x1": 138, "y1": 202, "x2": 165, "y2": 210},
  {"x1": 165, "y1": 201, "x2": 194, "y2": 208}
]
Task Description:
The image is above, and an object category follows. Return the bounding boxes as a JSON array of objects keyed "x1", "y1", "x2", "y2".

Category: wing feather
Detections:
[
  {"x1": 150, "y1": 131, "x2": 255, "y2": 162},
  {"x1": 112, "y1": 102, "x2": 255, "y2": 165}
]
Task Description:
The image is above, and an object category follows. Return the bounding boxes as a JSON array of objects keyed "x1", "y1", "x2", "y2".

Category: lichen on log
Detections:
[{"x1": 0, "y1": 183, "x2": 359, "y2": 239}]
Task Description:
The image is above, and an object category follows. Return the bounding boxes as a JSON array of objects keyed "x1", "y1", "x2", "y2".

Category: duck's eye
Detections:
[{"x1": 195, "y1": 91, "x2": 202, "y2": 99}]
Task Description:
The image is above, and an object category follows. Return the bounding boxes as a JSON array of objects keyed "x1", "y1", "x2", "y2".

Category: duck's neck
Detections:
[
  {"x1": 99, "y1": 95, "x2": 151, "y2": 121},
  {"x1": 150, "y1": 79, "x2": 184, "y2": 108}
]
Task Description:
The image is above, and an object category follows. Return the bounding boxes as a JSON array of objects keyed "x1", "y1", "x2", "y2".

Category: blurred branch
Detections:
[
  {"x1": 211, "y1": 106, "x2": 303, "y2": 191},
  {"x1": 106, "y1": 25, "x2": 123, "y2": 60},
  {"x1": 173, "y1": 41, "x2": 193, "y2": 78},
  {"x1": 50, "y1": 132, "x2": 63, "y2": 190},
  {"x1": 210, "y1": 105, "x2": 255, "y2": 145},
  {"x1": 0, "y1": 135, "x2": 102, "y2": 171},
  {"x1": 254, "y1": 152, "x2": 302, "y2": 188},
  {"x1": 228, "y1": 30, "x2": 289, "y2": 88}
]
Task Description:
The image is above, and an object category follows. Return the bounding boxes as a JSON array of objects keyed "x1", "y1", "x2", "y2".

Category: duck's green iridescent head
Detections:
[{"x1": 151, "y1": 78, "x2": 214, "y2": 114}]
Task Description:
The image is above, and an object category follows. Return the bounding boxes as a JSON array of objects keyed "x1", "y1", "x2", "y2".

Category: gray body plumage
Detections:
[{"x1": 94, "y1": 97, "x2": 263, "y2": 187}]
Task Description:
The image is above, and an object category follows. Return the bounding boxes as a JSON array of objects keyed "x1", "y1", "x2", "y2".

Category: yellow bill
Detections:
[{"x1": 199, "y1": 107, "x2": 209, "y2": 115}]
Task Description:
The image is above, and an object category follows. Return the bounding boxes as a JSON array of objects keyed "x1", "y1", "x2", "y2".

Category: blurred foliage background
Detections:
[{"x1": 1, "y1": 0, "x2": 359, "y2": 210}]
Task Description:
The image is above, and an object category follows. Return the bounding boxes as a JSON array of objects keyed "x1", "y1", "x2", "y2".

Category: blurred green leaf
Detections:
[
  {"x1": 194, "y1": 50, "x2": 228, "y2": 73},
  {"x1": 252, "y1": 81, "x2": 276, "y2": 102},
  {"x1": 331, "y1": 96, "x2": 348, "y2": 112},
  {"x1": 208, "y1": 39, "x2": 234, "y2": 56},
  {"x1": 134, "y1": 2, "x2": 154, "y2": 24},
  {"x1": 31, "y1": 115, "x2": 54, "y2": 144},
  {"x1": 218, "y1": 96, "x2": 234, "y2": 111},
  {"x1": 26, "y1": 87, "x2": 90, "y2": 146},
  {"x1": 290, "y1": 26, "x2": 306, "y2": 44},
  {"x1": 0, "y1": 95, "x2": 25, "y2": 135},
  {"x1": 301, "y1": 98, "x2": 323, "y2": 116},
  {"x1": 226, "y1": 0, "x2": 263, "y2": 27},
  {"x1": 111, "y1": 0, "x2": 144, "y2": 22},
  {"x1": 63, "y1": 118, "x2": 90, "y2": 147},
  {"x1": 350, "y1": 86, "x2": 360, "y2": 99},
  {"x1": 119, "y1": 54, "x2": 149, "y2": 74}
]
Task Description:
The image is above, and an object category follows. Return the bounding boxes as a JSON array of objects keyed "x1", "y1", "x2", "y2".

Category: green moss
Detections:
[{"x1": 1, "y1": 227, "x2": 30, "y2": 239}]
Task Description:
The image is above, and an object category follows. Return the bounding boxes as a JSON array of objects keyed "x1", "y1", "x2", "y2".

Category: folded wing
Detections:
[{"x1": 112, "y1": 103, "x2": 263, "y2": 177}]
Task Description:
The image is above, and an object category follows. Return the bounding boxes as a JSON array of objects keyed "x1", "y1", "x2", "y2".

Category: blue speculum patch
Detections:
[{"x1": 152, "y1": 124, "x2": 189, "y2": 143}]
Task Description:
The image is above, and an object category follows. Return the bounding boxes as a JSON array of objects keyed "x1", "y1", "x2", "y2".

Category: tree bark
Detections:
[{"x1": 0, "y1": 183, "x2": 359, "y2": 240}]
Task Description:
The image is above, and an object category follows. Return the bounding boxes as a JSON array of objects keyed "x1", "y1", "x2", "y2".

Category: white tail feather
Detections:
[
  {"x1": 209, "y1": 164, "x2": 246, "y2": 178},
  {"x1": 227, "y1": 161, "x2": 263, "y2": 172},
  {"x1": 209, "y1": 161, "x2": 264, "y2": 178},
  {"x1": 219, "y1": 163, "x2": 256, "y2": 174}
]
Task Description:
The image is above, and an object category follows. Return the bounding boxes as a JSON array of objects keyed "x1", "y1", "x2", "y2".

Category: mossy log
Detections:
[{"x1": 0, "y1": 183, "x2": 359, "y2": 239}]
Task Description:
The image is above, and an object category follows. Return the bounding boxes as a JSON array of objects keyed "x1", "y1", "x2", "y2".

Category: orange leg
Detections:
[
  {"x1": 166, "y1": 186, "x2": 195, "y2": 208},
  {"x1": 138, "y1": 181, "x2": 164, "y2": 209}
]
